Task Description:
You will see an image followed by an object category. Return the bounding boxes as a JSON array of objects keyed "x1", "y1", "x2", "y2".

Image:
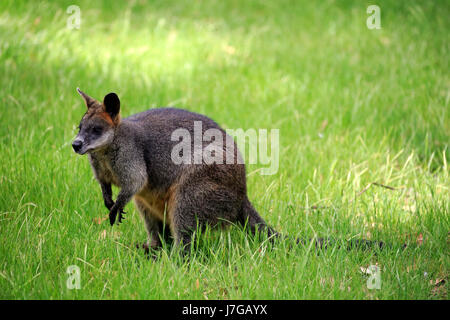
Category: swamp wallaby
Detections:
[
  {"x1": 73, "y1": 88, "x2": 276, "y2": 252},
  {"x1": 72, "y1": 89, "x2": 387, "y2": 253}
]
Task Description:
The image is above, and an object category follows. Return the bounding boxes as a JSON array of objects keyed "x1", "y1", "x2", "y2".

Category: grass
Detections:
[{"x1": 0, "y1": 0, "x2": 448, "y2": 299}]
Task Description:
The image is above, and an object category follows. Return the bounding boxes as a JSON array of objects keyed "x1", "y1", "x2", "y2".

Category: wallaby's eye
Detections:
[{"x1": 92, "y1": 126, "x2": 103, "y2": 134}]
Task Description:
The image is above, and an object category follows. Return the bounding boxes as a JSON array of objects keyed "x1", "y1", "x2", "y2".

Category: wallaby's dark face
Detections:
[{"x1": 72, "y1": 88, "x2": 121, "y2": 155}]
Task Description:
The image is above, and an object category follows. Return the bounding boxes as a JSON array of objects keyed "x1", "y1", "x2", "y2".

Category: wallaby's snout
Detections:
[{"x1": 72, "y1": 139, "x2": 83, "y2": 153}]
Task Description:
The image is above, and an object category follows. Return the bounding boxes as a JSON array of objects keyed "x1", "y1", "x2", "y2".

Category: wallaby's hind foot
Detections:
[
  {"x1": 135, "y1": 242, "x2": 150, "y2": 255},
  {"x1": 135, "y1": 242, "x2": 162, "y2": 260}
]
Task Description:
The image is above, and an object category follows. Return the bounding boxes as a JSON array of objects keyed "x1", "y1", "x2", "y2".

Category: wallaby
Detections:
[
  {"x1": 73, "y1": 88, "x2": 276, "y2": 252},
  {"x1": 72, "y1": 89, "x2": 387, "y2": 253}
]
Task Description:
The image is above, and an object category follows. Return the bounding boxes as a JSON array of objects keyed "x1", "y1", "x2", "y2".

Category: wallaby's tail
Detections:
[
  {"x1": 299, "y1": 237, "x2": 388, "y2": 251},
  {"x1": 241, "y1": 197, "x2": 393, "y2": 250},
  {"x1": 240, "y1": 197, "x2": 278, "y2": 238}
]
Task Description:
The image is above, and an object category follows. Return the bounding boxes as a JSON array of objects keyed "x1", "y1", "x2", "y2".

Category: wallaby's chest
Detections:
[{"x1": 90, "y1": 153, "x2": 121, "y2": 187}]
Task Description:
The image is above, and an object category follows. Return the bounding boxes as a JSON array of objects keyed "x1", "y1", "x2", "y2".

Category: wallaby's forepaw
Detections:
[
  {"x1": 118, "y1": 210, "x2": 126, "y2": 223},
  {"x1": 109, "y1": 210, "x2": 117, "y2": 226},
  {"x1": 109, "y1": 209, "x2": 126, "y2": 226}
]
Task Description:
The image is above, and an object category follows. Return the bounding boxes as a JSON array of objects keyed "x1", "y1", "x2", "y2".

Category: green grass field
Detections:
[{"x1": 0, "y1": 0, "x2": 448, "y2": 299}]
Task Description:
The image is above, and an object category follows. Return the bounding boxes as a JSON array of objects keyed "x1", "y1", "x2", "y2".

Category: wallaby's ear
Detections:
[
  {"x1": 76, "y1": 88, "x2": 96, "y2": 109},
  {"x1": 103, "y1": 92, "x2": 120, "y2": 119}
]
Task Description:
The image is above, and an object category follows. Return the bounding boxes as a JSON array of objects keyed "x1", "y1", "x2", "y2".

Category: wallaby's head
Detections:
[{"x1": 72, "y1": 88, "x2": 121, "y2": 155}]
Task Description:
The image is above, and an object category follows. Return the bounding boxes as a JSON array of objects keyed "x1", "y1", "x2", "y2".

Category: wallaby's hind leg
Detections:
[
  {"x1": 169, "y1": 181, "x2": 243, "y2": 254},
  {"x1": 134, "y1": 199, "x2": 165, "y2": 251}
]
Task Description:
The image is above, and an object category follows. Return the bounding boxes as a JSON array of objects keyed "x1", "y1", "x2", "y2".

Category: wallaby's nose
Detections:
[{"x1": 72, "y1": 140, "x2": 82, "y2": 152}]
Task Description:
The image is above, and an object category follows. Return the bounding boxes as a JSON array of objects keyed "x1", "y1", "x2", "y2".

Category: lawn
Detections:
[{"x1": 0, "y1": 0, "x2": 448, "y2": 299}]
